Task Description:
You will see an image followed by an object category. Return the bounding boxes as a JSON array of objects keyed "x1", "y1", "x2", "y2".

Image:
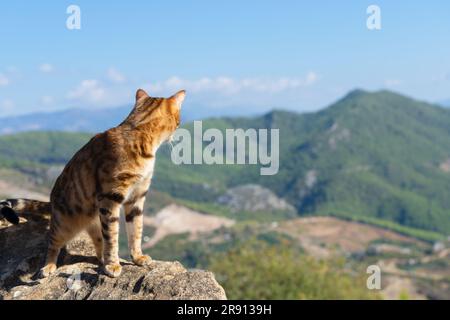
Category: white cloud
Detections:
[
  {"x1": 107, "y1": 67, "x2": 126, "y2": 83},
  {"x1": 66, "y1": 79, "x2": 132, "y2": 108},
  {"x1": 139, "y1": 72, "x2": 323, "y2": 115},
  {"x1": 39, "y1": 63, "x2": 54, "y2": 73},
  {"x1": 0, "y1": 73, "x2": 10, "y2": 86},
  {"x1": 65, "y1": 72, "x2": 320, "y2": 112},
  {"x1": 67, "y1": 79, "x2": 107, "y2": 103},
  {"x1": 145, "y1": 72, "x2": 319, "y2": 95}
]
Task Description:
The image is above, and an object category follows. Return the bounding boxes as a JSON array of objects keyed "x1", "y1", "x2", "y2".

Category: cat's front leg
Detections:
[{"x1": 124, "y1": 194, "x2": 152, "y2": 267}]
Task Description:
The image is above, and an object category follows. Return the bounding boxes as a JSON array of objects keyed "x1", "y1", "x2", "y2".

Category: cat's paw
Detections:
[
  {"x1": 104, "y1": 263, "x2": 122, "y2": 277},
  {"x1": 38, "y1": 263, "x2": 57, "y2": 278},
  {"x1": 132, "y1": 254, "x2": 152, "y2": 266}
]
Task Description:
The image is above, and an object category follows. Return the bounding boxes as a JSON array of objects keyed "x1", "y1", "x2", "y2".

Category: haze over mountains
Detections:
[
  {"x1": 440, "y1": 99, "x2": 450, "y2": 107},
  {"x1": 0, "y1": 103, "x2": 260, "y2": 135},
  {"x1": 1, "y1": 89, "x2": 449, "y2": 239},
  {"x1": 1, "y1": 93, "x2": 448, "y2": 136},
  {"x1": 0, "y1": 107, "x2": 131, "y2": 135}
]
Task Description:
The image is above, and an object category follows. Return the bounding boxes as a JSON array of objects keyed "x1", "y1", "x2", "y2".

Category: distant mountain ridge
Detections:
[
  {"x1": 0, "y1": 107, "x2": 131, "y2": 134},
  {"x1": 0, "y1": 103, "x2": 259, "y2": 135}
]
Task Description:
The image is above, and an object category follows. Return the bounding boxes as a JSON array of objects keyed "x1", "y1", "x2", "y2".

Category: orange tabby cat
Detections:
[{"x1": 0, "y1": 88, "x2": 185, "y2": 278}]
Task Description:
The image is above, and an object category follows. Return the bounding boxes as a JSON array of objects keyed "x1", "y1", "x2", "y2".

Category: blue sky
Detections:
[{"x1": 1, "y1": 1, "x2": 449, "y2": 117}]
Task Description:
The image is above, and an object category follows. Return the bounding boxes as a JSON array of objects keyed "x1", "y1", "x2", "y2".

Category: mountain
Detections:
[
  {"x1": 1, "y1": 89, "x2": 450, "y2": 238},
  {"x1": 0, "y1": 107, "x2": 131, "y2": 134},
  {"x1": 0, "y1": 103, "x2": 249, "y2": 135},
  {"x1": 155, "y1": 89, "x2": 450, "y2": 236}
]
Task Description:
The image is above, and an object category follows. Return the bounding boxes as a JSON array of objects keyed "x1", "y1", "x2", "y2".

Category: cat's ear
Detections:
[
  {"x1": 136, "y1": 88, "x2": 149, "y2": 101},
  {"x1": 170, "y1": 90, "x2": 186, "y2": 109}
]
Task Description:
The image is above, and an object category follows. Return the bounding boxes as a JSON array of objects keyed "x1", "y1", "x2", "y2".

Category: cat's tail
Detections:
[{"x1": 0, "y1": 199, "x2": 51, "y2": 225}]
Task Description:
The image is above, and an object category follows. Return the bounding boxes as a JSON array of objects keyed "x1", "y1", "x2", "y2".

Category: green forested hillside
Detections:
[
  {"x1": 1, "y1": 90, "x2": 449, "y2": 236},
  {"x1": 157, "y1": 90, "x2": 450, "y2": 235},
  {"x1": 0, "y1": 131, "x2": 92, "y2": 168}
]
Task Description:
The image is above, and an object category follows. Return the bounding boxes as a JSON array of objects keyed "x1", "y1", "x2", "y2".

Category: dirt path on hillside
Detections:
[
  {"x1": 142, "y1": 204, "x2": 235, "y2": 248},
  {"x1": 277, "y1": 216, "x2": 423, "y2": 255}
]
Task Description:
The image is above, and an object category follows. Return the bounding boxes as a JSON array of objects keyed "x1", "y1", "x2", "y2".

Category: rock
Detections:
[
  {"x1": 217, "y1": 184, "x2": 296, "y2": 213},
  {"x1": 0, "y1": 213, "x2": 226, "y2": 300},
  {"x1": 327, "y1": 122, "x2": 350, "y2": 150}
]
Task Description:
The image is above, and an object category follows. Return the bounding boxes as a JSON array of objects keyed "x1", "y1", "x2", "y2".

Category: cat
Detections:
[{"x1": 0, "y1": 88, "x2": 185, "y2": 278}]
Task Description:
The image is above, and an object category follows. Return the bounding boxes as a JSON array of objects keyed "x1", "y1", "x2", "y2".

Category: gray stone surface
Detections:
[{"x1": 0, "y1": 213, "x2": 226, "y2": 300}]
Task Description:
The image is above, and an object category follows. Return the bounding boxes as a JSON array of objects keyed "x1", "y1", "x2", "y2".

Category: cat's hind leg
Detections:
[
  {"x1": 86, "y1": 218, "x2": 104, "y2": 264},
  {"x1": 39, "y1": 213, "x2": 79, "y2": 278},
  {"x1": 98, "y1": 198, "x2": 122, "y2": 277}
]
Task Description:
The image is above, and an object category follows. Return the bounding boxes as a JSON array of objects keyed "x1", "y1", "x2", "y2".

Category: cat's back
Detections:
[{"x1": 51, "y1": 128, "x2": 124, "y2": 197}]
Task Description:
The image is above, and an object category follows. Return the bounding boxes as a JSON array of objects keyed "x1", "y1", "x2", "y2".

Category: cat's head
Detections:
[{"x1": 124, "y1": 88, "x2": 185, "y2": 141}]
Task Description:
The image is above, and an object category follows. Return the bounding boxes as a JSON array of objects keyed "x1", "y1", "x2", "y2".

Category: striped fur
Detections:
[{"x1": 1, "y1": 89, "x2": 185, "y2": 278}]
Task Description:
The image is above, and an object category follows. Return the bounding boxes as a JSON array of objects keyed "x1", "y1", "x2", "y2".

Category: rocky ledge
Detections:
[{"x1": 0, "y1": 214, "x2": 226, "y2": 300}]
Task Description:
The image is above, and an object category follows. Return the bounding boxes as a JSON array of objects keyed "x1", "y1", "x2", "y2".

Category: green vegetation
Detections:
[
  {"x1": 398, "y1": 256, "x2": 450, "y2": 272},
  {"x1": 141, "y1": 226, "x2": 380, "y2": 299},
  {"x1": 146, "y1": 232, "x2": 212, "y2": 267},
  {"x1": 209, "y1": 241, "x2": 380, "y2": 299},
  {"x1": 327, "y1": 213, "x2": 445, "y2": 243},
  {"x1": 0, "y1": 131, "x2": 91, "y2": 169}
]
